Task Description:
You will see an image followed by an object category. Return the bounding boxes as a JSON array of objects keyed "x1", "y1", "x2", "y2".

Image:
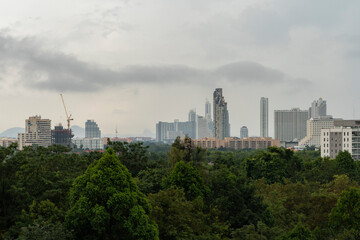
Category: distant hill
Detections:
[
  {"x1": 71, "y1": 125, "x2": 85, "y2": 138},
  {"x1": 0, "y1": 127, "x2": 25, "y2": 138}
]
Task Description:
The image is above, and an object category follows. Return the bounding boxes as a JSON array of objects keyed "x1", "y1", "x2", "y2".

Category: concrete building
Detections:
[
  {"x1": 0, "y1": 138, "x2": 18, "y2": 148},
  {"x1": 51, "y1": 124, "x2": 73, "y2": 146},
  {"x1": 321, "y1": 120, "x2": 360, "y2": 160},
  {"x1": 260, "y1": 97, "x2": 269, "y2": 137},
  {"x1": 213, "y1": 88, "x2": 230, "y2": 139},
  {"x1": 85, "y1": 120, "x2": 101, "y2": 138},
  {"x1": 192, "y1": 137, "x2": 280, "y2": 150},
  {"x1": 197, "y1": 116, "x2": 213, "y2": 139},
  {"x1": 240, "y1": 126, "x2": 248, "y2": 139},
  {"x1": 73, "y1": 138, "x2": 103, "y2": 150},
  {"x1": 274, "y1": 108, "x2": 308, "y2": 142},
  {"x1": 309, "y1": 98, "x2": 327, "y2": 119},
  {"x1": 156, "y1": 118, "x2": 196, "y2": 143},
  {"x1": 205, "y1": 99, "x2": 214, "y2": 136},
  {"x1": 18, "y1": 116, "x2": 52, "y2": 150},
  {"x1": 298, "y1": 116, "x2": 334, "y2": 148},
  {"x1": 320, "y1": 127, "x2": 352, "y2": 159}
]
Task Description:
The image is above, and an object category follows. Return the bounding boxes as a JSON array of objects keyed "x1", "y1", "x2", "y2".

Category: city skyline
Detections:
[{"x1": 0, "y1": 1, "x2": 359, "y2": 137}]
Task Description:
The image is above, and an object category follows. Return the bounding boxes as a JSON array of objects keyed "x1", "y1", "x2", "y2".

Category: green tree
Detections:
[
  {"x1": 208, "y1": 167, "x2": 273, "y2": 231},
  {"x1": 65, "y1": 148, "x2": 158, "y2": 240},
  {"x1": 107, "y1": 140, "x2": 150, "y2": 177},
  {"x1": 329, "y1": 188, "x2": 360, "y2": 233},
  {"x1": 162, "y1": 160, "x2": 209, "y2": 201},
  {"x1": 279, "y1": 222, "x2": 315, "y2": 240},
  {"x1": 148, "y1": 187, "x2": 226, "y2": 240},
  {"x1": 335, "y1": 151, "x2": 359, "y2": 181}
]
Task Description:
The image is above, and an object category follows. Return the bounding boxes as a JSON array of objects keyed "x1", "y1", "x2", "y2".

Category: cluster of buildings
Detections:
[
  {"x1": 156, "y1": 88, "x2": 280, "y2": 150},
  {"x1": 2, "y1": 87, "x2": 358, "y2": 161},
  {"x1": 13, "y1": 117, "x2": 152, "y2": 151},
  {"x1": 157, "y1": 88, "x2": 360, "y2": 160},
  {"x1": 259, "y1": 97, "x2": 360, "y2": 160}
]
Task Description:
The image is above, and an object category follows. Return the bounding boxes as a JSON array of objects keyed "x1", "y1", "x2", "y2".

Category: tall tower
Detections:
[
  {"x1": 205, "y1": 99, "x2": 211, "y2": 121},
  {"x1": 213, "y1": 88, "x2": 230, "y2": 139},
  {"x1": 260, "y1": 97, "x2": 269, "y2": 137},
  {"x1": 309, "y1": 98, "x2": 327, "y2": 119},
  {"x1": 85, "y1": 120, "x2": 101, "y2": 138}
]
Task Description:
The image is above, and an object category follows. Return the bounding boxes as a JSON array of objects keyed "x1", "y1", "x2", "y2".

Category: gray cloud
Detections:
[{"x1": 0, "y1": 33, "x2": 307, "y2": 92}]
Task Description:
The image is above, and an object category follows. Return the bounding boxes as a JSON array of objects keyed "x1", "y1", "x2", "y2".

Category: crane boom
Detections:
[{"x1": 60, "y1": 94, "x2": 73, "y2": 129}]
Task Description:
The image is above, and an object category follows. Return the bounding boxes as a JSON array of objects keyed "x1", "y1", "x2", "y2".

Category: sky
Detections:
[{"x1": 0, "y1": 0, "x2": 359, "y2": 137}]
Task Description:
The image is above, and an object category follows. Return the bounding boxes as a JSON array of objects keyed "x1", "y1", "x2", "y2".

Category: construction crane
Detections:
[{"x1": 60, "y1": 94, "x2": 73, "y2": 129}]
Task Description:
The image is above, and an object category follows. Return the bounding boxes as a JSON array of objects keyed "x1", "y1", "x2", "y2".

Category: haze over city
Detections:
[{"x1": 0, "y1": 0, "x2": 359, "y2": 137}]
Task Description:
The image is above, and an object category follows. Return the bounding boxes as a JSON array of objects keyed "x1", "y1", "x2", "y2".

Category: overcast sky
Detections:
[{"x1": 0, "y1": 0, "x2": 359, "y2": 137}]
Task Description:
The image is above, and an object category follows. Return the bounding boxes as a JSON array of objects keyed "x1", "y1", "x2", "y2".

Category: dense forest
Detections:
[{"x1": 1, "y1": 137, "x2": 360, "y2": 239}]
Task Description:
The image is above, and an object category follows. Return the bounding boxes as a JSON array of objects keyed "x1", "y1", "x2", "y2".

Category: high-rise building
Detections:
[
  {"x1": 205, "y1": 99, "x2": 213, "y2": 136},
  {"x1": 72, "y1": 120, "x2": 103, "y2": 150},
  {"x1": 240, "y1": 126, "x2": 248, "y2": 139},
  {"x1": 85, "y1": 120, "x2": 101, "y2": 138},
  {"x1": 274, "y1": 108, "x2": 309, "y2": 142},
  {"x1": 309, "y1": 98, "x2": 327, "y2": 119},
  {"x1": 197, "y1": 116, "x2": 213, "y2": 139},
  {"x1": 260, "y1": 97, "x2": 269, "y2": 137},
  {"x1": 213, "y1": 88, "x2": 230, "y2": 139},
  {"x1": 156, "y1": 118, "x2": 196, "y2": 143},
  {"x1": 298, "y1": 116, "x2": 334, "y2": 148},
  {"x1": 205, "y1": 99, "x2": 211, "y2": 121},
  {"x1": 18, "y1": 115, "x2": 51, "y2": 150},
  {"x1": 51, "y1": 124, "x2": 73, "y2": 146},
  {"x1": 188, "y1": 109, "x2": 197, "y2": 122}
]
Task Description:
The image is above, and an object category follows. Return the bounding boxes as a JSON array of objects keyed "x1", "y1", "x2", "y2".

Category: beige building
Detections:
[
  {"x1": 298, "y1": 116, "x2": 334, "y2": 148},
  {"x1": 18, "y1": 116, "x2": 51, "y2": 150},
  {"x1": 321, "y1": 120, "x2": 360, "y2": 160},
  {"x1": 0, "y1": 138, "x2": 18, "y2": 148},
  {"x1": 191, "y1": 137, "x2": 280, "y2": 150}
]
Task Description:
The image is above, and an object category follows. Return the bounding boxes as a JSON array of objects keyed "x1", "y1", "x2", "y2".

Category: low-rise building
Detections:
[
  {"x1": 72, "y1": 138, "x2": 103, "y2": 150},
  {"x1": 191, "y1": 137, "x2": 280, "y2": 150},
  {"x1": 0, "y1": 138, "x2": 18, "y2": 148}
]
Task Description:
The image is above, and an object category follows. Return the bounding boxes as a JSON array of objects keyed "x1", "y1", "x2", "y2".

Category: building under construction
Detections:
[{"x1": 51, "y1": 124, "x2": 74, "y2": 147}]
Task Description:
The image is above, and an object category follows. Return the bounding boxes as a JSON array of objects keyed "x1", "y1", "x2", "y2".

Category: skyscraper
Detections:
[
  {"x1": 309, "y1": 98, "x2": 327, "y2": 119},
  {"x1": 274, "y1": 108, "x2": 309, "y2": 141},
  {"x1": 213, "y1": 88, "x2": 230, "y2": 139},
  {"x1": 85, "y1": 120, "x2": 101, "y2": 138},
  {"x1": 205, "y1": 99, "x2": 211, "y2": 121},
  {"x1": 260, "y1": 97, "x2": 269, "y2": 137},
  {"x1": 205, "y1": 99, "x2": 213, "y2": 137},
  {"x1": 240, "y1": 126, "x2": 248, "y2": 139}
]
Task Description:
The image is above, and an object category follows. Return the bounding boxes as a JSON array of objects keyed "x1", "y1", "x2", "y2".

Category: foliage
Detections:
[
  {"x1": 65, "y1": 148, "x2": 159, "y2": 240},
  {"x1": 3, "y1": 140, "x2": 360, "y2": 240},
  {"x1": 329, "y1": 188, "x2": 360, "y2": 233},
  {"x1": 107, "y1": 140, "x2": 150, "y2": 177},
  {"x1": 162, "y1": 160, "x2": 209, "y2": 201},
  {"x1": 148, "y1": 187, "x2": 227, "y2": 240},
  {"x1": 246, "y1": 147, "x2": 302, "y2": 184},
  {"x1": 208, "y1": 167, "x2": 273, "y2": 231}
]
